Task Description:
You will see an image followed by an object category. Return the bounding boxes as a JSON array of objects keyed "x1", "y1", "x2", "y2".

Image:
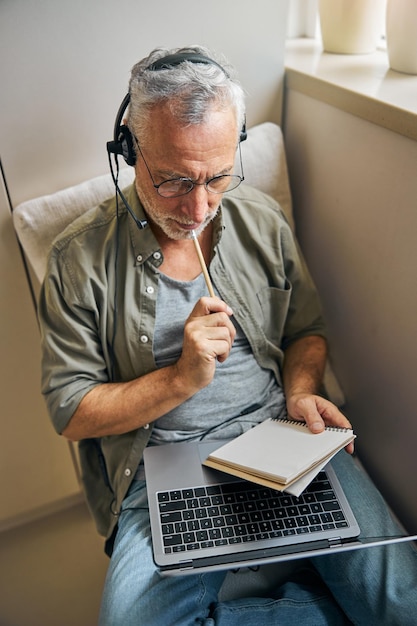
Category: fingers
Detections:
[
  {"x1": 185, "y1": 303, "x2": 236, "y2": 360},
  {"x1": 175, "y1": 297, "x2": 236, "y2": 393},
  {"x1": 190, "y1": 296, "x2": 234, "y2": 318},
  {"x1": 287, "y1": 393, "x2": 355, "y2": 454},
  {"x1": 187, "y1": 297, "x2": 236, "y2": 359}
]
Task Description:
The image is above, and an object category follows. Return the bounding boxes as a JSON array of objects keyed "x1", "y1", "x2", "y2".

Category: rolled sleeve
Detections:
[{"x1": 39, "y1": 248, "x2": 110, "y2": 434}]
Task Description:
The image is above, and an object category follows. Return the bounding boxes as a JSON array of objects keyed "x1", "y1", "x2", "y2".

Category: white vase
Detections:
[
  {"x1": 386, "y1": 0, "x2": 417, "y2": 74},
  {"x1": 319, "y1": 0, "x2": 386, "y2": 54}
]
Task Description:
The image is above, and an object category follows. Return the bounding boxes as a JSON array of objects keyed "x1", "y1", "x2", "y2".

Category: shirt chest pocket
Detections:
[{"x1": 256, "y1": 282, "x2": 292, "y2": 344}]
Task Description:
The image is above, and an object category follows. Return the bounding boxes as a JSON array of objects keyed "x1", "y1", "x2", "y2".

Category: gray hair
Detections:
[{"x1": 126, "y1": 45, "x2": 246, "y2": 148}]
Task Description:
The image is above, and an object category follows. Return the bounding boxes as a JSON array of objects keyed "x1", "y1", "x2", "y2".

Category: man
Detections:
[{"x1": 39, "y1": 45, "x2": 417, "y2": 624}]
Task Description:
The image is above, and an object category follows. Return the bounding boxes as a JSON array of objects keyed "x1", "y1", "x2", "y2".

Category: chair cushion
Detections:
[
  {"x1": 13, "y1": 122, "x2": 292, "y2": 284},
  {"x1": 240, "y1": 121, "x2": 294, "y2": 230},
  {"x1": 13, "y1": 168, "x2": 134, "y2": 283}
]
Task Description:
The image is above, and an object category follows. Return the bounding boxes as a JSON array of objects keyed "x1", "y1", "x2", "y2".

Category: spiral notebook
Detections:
[{"x1": 203, "y1": 418, "x2": 356, "y2": 495}]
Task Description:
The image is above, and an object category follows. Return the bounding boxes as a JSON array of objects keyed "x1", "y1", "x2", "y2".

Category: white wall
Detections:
[
  {"x1": 283, "y1": 89, "x2": 417, "y2": 533},
  {"x1": 0, "y1": 0, "x2": 289, "y2": 528},
  {"x1": 1, "y1": 0, "x2": 288, "y2": 206}
]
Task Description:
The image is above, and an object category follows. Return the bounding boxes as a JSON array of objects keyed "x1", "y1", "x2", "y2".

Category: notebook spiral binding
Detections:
[{"x1": 271, "y1": 417, "x2": 352, "y2": 433}]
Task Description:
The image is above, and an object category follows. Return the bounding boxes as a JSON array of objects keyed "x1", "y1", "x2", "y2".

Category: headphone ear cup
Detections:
[
  {"x1": 239, "y1": 117, "x2": 247, "y2": 143},
  {"x1": 118, "y1": 125, "x2": 136, "y2": 166}
]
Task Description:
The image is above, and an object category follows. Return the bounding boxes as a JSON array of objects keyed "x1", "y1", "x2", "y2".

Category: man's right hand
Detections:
[{"x1": 174, "y1": 296, "x2": 236, "y2": 393}]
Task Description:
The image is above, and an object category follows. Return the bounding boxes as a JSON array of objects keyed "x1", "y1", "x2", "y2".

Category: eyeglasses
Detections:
[{"x1": 133, "y1": 134, "x2": 244, "y2": 198}]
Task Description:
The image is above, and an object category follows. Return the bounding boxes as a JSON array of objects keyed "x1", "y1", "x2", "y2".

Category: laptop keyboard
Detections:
[{"x1": 158, "y1": 471, "x2": 349, "y2": 554}]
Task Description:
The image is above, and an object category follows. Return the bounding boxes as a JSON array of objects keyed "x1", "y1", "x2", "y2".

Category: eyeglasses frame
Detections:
[{"x1": 132, "y1": 133, "x2": 245, "y2": 198}]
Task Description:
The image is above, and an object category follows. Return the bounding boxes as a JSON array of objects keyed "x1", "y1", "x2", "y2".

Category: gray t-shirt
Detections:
[{"x1": 150, "y1": 272, "x2": 286, "y2": 445}]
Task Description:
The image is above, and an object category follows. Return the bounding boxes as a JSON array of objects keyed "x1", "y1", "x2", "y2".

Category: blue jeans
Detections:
[{"x1": 99, "y1": 452, "x2": 417, "y2": 625}]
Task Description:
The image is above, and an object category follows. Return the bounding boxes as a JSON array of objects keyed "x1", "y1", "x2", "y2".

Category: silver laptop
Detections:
[{"x1": 144, "y1": 439, "x2": 416, "y2": 575}]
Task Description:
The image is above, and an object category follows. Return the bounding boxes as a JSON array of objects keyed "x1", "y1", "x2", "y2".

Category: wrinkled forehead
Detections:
[{"x1": 138, "y1": 101, "x2": 239, "y2": 148}]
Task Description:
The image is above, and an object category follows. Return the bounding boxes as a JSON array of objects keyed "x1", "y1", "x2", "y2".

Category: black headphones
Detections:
[{"x1": 106, "y1": 52, "x2": 247, "y2": 168}]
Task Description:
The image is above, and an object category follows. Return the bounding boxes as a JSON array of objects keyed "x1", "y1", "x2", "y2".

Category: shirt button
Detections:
[
  {"x1": 140, "y1": 335, "x2": 149, "y2": 343},
  {"x1": 153, "y1": 251, "x2": 161, "y2": 260},
  {"x1": 146, "y1": 286, "x2": 154, "y2": 294},
  {"x1": 143, "y1": 423, "x2": 150, "y2": 430},
  {"x1": 136, "y1": 254, "x2": 143, "y2": 263},
  {"x1": 124, "y1": 468, "x2": 131, "y2": 477}
]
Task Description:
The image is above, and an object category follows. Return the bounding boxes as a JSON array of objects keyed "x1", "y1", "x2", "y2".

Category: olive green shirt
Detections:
[{"x1": 38, "y1": 183, "x2": 326, "y2": 544}]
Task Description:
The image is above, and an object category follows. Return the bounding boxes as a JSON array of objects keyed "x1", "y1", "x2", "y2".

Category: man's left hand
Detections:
[{"x1": 286, "y1": 393, "x2": 355, "y2": 454}]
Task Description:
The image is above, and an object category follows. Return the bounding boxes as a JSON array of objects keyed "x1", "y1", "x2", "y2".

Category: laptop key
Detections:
[
  {"x1": 206, "y1": 485, "x2": 221, "y2": 495},
  {"x1": 215, "y1": 539, "x2": 228, "y2": 546},
  {"x1": 207, "y1": 506, "x2": 220, "y2": 517},
  {"x1": 172, "y1": 545, "x2": 186, "y2": 552},
  {"x1": 284, "y1": 518, "x2": 297, "y2": 528},
  {"x1": 161, "y1": 523, "x2": 175, "y2": 535},
  {"x1": 310, "y1": 503, "x2": 323, "y2": 513},
  {"x1": 286, "y1": 506, "x2": 299, "y2": 517},
  {"x1": 200, "y1": 519, "x2": 213, "y2": 530},
  {"x1": 163, "y1": 534, "x2": 182, "y2": 546},
  {"x1": 196, "y1": 531, "x2": 209, "y2": 542},
  {"x1": 322, "y1": 501, "x2": 340, "y2": 512},
  {"x1": 316, "y1": 490, "x2": 336, "y2": 502},
  {"x1": 160, "y1": 511, "x2": 182, "y2": 523},
  {"x1": 159, "y1": 501, "x2": 187, "y2": 512}
]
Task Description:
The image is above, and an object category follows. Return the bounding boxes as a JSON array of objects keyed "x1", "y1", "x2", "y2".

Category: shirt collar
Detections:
[{"x1": 124, "y1": 184, "x2": 163, "y2": 267}]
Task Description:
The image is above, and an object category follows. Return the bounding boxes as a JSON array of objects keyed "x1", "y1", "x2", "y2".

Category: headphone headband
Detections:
[
  {"x1": 145, "y1": 52, "x2": 230, "y2": 76},
  {"x1": 106, "y1": 52, "x2": 246, "y2": 167}
]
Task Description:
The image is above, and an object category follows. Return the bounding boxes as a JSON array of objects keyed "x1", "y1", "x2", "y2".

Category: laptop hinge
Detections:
[
  {"x1": 179, "y1": 560, "x2": 194, "y2": 570},
  {"x1": 328, "y1": 536, "x2": 343, "y2": 548}
]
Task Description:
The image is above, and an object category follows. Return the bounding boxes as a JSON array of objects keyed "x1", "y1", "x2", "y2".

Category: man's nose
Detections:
[{"x1": 182, "y1": 184, "x2": 211, "y2": 222}]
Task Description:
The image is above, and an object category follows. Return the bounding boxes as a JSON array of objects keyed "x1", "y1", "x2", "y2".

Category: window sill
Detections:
[{"x1": 285, "y1": 39, "x2": 417, "y2": 142}]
